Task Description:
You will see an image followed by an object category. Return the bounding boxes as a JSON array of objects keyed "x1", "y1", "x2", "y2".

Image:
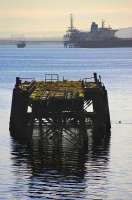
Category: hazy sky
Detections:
[{"x1": 0, "y1": 0, "x2": 132, "y2": 37}]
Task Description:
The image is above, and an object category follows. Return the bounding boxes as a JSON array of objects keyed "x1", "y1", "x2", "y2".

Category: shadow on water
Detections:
[{"x1": 10, "y1": 126, "x2": 111, "y2": 199}]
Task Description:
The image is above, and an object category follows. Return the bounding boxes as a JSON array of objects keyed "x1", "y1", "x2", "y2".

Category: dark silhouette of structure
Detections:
[{"x1": 9, "y1": 73, "x2": 111, "y2": 145}]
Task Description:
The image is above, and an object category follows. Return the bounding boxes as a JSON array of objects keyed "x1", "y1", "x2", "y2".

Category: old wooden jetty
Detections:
[{"x1": 9, "y1": 73, "x2": 111, "y2": 143}]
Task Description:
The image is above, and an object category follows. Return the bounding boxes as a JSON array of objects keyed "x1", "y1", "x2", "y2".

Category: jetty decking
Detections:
[{"x1": 9, "y1": 73, "x2": 111, "y2": 143}]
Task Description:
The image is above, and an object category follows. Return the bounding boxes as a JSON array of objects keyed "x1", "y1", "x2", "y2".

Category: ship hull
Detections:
[
  {"x1": 17, "y1": 42, "x2": 26, "y2": 48},
  {"x1": 65, "y1": 39, "x2": 132, "y2": 48}
]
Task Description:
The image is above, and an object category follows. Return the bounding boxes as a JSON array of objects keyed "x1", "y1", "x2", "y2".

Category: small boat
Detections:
[{"x1": 17, "y1": 41, "x2": 26, "y2": 48}]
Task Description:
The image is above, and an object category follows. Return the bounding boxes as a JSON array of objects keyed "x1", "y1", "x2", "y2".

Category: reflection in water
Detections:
[{"x1": 11, "y1": 128, "x2": 110, "y2": 200}]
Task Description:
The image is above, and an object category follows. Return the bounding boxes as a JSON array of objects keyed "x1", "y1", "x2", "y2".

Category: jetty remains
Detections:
[{"x1": 9, "y1": 73, "x2": 111, "y2": 143}]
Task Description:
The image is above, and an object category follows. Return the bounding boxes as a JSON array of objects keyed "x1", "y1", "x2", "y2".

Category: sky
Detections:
[{"x1": 0, "y1": 0, "x2": 132, "y2": 37}]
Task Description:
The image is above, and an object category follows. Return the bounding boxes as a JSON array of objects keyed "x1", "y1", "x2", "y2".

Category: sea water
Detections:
[{"x1": 0, "y1": 45, "x2": 132, "y2": 200}]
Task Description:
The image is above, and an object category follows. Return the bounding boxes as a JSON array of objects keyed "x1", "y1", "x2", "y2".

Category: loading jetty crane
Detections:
[{"x1": 9, "y1": 73, "x2": 111, "y2": 145}]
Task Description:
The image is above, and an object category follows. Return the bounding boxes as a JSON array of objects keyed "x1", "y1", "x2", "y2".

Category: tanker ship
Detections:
[{"x1": 64, "y1": 14, "x2": 132, "y2": 48}]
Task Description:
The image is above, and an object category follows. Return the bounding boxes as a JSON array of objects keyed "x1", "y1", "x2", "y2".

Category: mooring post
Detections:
[
  {"x1": 15, "y1": 77, "x2": 21, "y2": 87},
  {"x1": 94, "y1": 72, "x2": 98, "y2": 83}
]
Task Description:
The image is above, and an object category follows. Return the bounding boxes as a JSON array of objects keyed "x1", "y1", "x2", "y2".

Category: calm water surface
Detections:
[{"x1": 0, "y1": 45, "x2": 132, "y2": 199}]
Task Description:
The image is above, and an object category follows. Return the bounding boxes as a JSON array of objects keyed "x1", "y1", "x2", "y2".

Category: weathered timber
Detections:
[{"x1": 9, "y1": 73, "x2": 111, "y2": 142}]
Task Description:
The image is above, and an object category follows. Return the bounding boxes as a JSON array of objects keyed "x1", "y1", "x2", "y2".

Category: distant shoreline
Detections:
[{"x1": 0, "y1": 40, "x2": 63, "y2": 45}]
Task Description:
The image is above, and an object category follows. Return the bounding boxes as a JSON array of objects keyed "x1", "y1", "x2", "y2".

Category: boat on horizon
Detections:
[{"x1": 17, "y1": 41, "x2": 26, "y2": 48}]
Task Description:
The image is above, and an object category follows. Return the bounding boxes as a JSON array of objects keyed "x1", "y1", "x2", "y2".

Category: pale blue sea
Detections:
[{"x1": 0, "y1": 44, "x2": 132, "y2": 199}]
